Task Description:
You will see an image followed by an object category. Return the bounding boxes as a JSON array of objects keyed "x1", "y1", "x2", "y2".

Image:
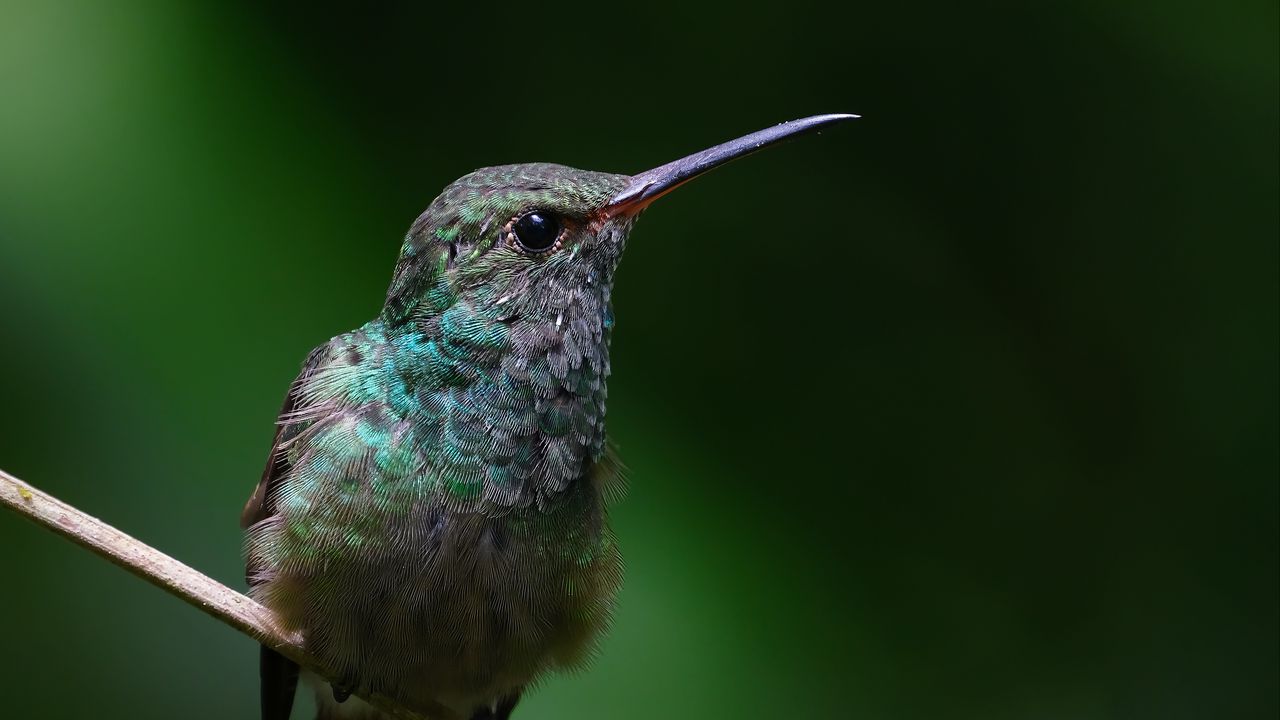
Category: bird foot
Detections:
[{"x1": 331, "y1": 680, "x2": 354, "y2": 703}]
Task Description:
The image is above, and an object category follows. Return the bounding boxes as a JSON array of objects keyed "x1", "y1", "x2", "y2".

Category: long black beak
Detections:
[{"x1": 605, "y1": 113, "x2": 859, "y2": 215}]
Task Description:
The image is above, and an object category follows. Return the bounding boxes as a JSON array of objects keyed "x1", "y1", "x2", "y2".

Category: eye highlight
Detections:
[{"x1": 510, "y1": 211, "x2": 562, "y2": 254}]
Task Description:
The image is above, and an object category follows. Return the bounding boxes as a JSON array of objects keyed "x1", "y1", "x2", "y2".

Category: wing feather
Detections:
[{"x1": 241, "y1": 344, "x2": 331, "y2": 720}]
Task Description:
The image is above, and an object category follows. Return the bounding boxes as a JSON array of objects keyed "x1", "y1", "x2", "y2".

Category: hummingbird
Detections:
[{"x1": 241, "y1": 114, "x2": 857, "y2": 720}]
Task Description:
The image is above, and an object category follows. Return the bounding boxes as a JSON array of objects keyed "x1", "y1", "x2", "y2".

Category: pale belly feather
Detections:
[{"x1": 255, "y1": 490, "x2": 621, "y2": 720}]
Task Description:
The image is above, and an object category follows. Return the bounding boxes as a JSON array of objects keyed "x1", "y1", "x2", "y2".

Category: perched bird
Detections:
[{"x1": 241, "y1": 114, "x2": 857, "y2": 720}]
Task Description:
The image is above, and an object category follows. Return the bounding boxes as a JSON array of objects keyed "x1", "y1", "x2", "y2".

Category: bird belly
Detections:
[{"x1": 253, "y1": 496, "x2": 621, "y2": 719}]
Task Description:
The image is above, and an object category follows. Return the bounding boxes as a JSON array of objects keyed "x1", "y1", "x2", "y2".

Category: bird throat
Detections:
[{"x1": 380, "y1": 264, "x2": 616, "y2": 513}]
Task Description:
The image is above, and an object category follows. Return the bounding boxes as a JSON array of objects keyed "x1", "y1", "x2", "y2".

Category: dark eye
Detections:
[{"x1": 512, "y1": 212, "x2": 561, "y2": 253}]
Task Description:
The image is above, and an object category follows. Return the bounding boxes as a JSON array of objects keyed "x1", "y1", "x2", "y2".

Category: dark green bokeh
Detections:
[{"x1": 1, "y1": 2, "x2": 1275, "y2": 718}]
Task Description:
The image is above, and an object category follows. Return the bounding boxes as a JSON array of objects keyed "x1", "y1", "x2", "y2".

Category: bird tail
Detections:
[{"x1": 259, "y1": 645, "x2": 299, "y2": 720}]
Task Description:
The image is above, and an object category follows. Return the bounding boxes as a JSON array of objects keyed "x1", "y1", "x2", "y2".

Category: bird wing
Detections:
[
  {"x1": 241, "y1": 343, "x2": 331, "y2": 720},
  {"x1": 241, "y1": 344, "x2": 330, "y2": 530}
]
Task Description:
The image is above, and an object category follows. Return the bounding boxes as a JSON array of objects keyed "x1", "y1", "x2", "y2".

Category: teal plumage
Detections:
[{"x1": 240, "y1": 115, "x2": 856, "y2": 720}]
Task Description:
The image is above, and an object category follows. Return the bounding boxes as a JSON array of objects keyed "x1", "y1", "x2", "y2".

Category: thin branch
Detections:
[{"x1": 0, "y1": 467, "x2": 427, "y2": 720}]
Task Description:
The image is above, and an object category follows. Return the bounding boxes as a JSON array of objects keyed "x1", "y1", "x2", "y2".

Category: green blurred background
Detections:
[{"x1": 1, "y1": 1, "x2": 1275, "y2": 718}]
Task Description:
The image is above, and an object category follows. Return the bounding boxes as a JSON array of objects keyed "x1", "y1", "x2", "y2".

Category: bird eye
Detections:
[{"x1": 511, "y1": 212, "x2": 561, "y2": 254}]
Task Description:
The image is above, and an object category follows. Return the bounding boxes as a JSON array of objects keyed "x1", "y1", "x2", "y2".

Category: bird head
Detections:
[{"x1": 382, "y1": 114, "x2": 858, "y2": 331}]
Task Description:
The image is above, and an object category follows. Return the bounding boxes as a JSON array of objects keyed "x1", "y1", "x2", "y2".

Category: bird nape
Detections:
[{"x1": 240, "y1": 114, "x2": 857, "y2": 720}]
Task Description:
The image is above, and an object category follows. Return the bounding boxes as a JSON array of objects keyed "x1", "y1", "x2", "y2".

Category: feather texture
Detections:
[{"x1": 244, "y1": 164, "x2": 633, "y2": 719}]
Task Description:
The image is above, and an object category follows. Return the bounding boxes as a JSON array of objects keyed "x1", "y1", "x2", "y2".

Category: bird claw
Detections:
[{"x1": 332, "y1": 681, "x2": 353, "y2": 703}]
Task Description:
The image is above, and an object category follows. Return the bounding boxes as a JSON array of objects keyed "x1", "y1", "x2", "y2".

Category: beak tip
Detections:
[
  {"x1": 812, "y1": 113, "x2": 861, "y2": 123},
  {"x1": 607, "y1": 113, "x2": 859, "y2": 213}
]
